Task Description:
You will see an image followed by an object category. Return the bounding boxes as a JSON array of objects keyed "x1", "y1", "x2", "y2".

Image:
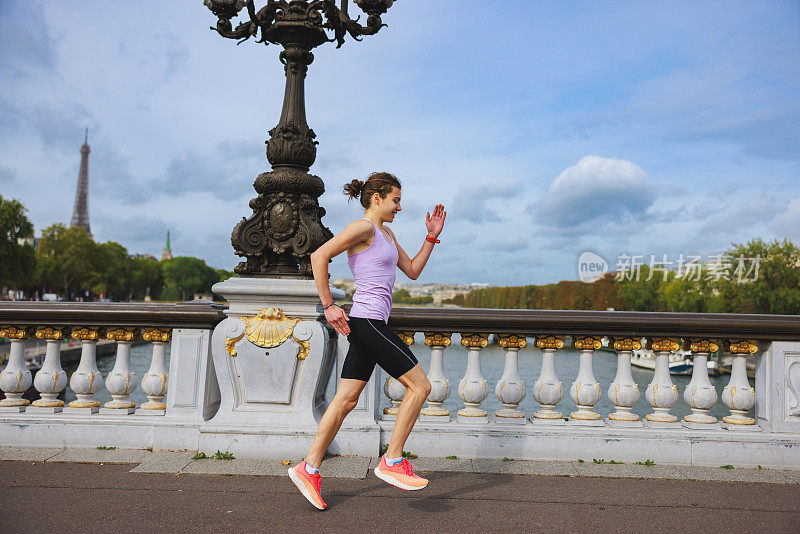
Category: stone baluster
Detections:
[
  {"x1": 382, "y1": 331, "x2": 414, "y2": 420},
  {"x1": 64, "y1": 327, "x2": 104, "y2": 414},
  {"x1": 420, "y1": 332, "x2": 452, "y2": 422},
  {"x1": 494, "y1": 334, "x2": 527, "y2": 424},
  {"x1": 569, "y1": 336, "x2": 604, "y2": 425},
  {"x1": 100, "y1": 327, "x2": 139, "y2": 415},
  {"x1": 139, "y1": 328, "x2": 172, "y2": 414},
  {"x1": 0, "y1": 326, "x2": 34, "y2": 412},
  {"x1": 457, "y1": 333, "x2": 489, "y2": 423},
  {"x1": 531, "y1": 335, "x2": 566, "y2": 425},
  {"x1": 29, "y1": 327, "x2": 69, "y2": 413},
  {"x1": 721, "y1": 339, "x2": 759, "y2": 430},
  {"x1": 682, "y1": 338, "x2": 720, "y2": 429},
  {"x1": 606, "y1": 337, "x2": 642, "y2": 427},
  {"x1": 644, "y1": 337, "x2": 681, "y2": 427}
]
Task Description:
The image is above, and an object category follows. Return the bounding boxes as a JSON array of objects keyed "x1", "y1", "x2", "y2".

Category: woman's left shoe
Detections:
[{"x1": 374, "y1": 456, "x2": 428, "y2": 490}]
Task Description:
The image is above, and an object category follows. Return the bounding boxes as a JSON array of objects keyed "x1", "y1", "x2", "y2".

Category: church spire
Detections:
[
  {"x1": 70, "y1": 129, "x2": 92, "y2": 237},
  {"x1": 161, "y1": 229, "x2": 173, "y2": 261}
]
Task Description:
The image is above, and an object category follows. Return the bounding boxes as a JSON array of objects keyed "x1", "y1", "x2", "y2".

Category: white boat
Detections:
[{"x1": 631, "y1": 348, "x2": 693, "y2": 375}]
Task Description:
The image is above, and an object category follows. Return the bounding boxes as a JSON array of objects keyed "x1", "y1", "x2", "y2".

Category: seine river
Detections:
[{"x1": 60, "y1": 336, "x2": 735, "y2": 421}]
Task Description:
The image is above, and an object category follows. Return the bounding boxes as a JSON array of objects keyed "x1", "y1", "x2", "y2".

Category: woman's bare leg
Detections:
[
  {"x1": 385, "y1": 365, "x2": 431, "y2": 459},
  {"x1": 305, "y1": 378, "x2": 367, "y2": 468}
]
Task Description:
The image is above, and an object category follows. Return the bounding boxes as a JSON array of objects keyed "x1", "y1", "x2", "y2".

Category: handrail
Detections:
[
  {"x1": 0, "y1": 301, "x2": 225, "y2": 329},
  {"x1": 383, "y1": 306, "x2": 800, "y2": 341}
]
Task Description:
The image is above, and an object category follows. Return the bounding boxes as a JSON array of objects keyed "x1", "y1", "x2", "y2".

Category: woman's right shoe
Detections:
[
  {"x1": 374, "y1": 456, "x2": 428, "y2": 490},
  {"x1": 288, "y1": 461, "x2": 327, "y2": 510}
]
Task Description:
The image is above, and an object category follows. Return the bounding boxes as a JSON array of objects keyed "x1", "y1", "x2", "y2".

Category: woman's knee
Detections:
[
  {"x1": 410, "y1": 377, "x2": 431, "y2": 399},
  {"x1": 332, "y1": 394, "x2": 359, "y2": 413}
]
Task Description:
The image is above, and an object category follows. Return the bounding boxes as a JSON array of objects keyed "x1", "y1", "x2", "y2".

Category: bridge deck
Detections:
[{"x1": 1, "y1": 448, "x2": 799, "y2": 532}]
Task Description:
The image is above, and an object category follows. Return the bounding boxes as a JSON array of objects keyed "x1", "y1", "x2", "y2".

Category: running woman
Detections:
[{"x1": 288, "y1": 171, "x2": 446, "y2": 510}]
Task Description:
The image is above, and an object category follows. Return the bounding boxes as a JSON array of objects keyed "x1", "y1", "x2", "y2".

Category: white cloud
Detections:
[
  {"x1": 452, "y1": 179, "x2": 521, "y2": 223},
  {"x1": 771, "y1": 196, "x2": 800, "y2": 241},
  {"x1": 535, "y1": 155, "x2": 656, "y2": 234}
]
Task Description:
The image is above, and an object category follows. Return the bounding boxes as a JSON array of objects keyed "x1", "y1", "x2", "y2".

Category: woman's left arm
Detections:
[{"x1": 389, "y1": 203, "x2": 446, "y2": 280}]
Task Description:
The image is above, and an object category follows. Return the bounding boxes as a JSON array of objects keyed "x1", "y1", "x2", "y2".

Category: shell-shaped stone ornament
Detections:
[
  {"x1": 243, "y1": 308, "x2": 300, "y2": 348},
  {"x1": 225, "y1": 308, "x2": 309, "y2": 359}
]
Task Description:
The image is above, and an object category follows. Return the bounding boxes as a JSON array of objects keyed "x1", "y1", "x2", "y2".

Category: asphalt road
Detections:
[{"x1": 1, "y1": 461, "x2": 799, "y2": 533}]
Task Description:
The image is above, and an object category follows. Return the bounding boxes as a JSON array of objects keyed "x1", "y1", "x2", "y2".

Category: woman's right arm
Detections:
[{"x1": 310, "y1": 220, "x2": 372, "y2": 335}]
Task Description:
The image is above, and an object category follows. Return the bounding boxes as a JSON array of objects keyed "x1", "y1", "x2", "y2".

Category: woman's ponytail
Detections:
[{"x1": 343, "y1": 179, "x2": 365, "y2": 201}]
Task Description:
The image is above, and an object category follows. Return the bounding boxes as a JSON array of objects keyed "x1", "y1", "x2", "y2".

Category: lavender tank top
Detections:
[{"x1": 347, "y1": 217, "x2": 399, "y2": 323}]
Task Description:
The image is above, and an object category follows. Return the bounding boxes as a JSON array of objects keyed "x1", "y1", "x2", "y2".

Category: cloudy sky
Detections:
[{"x1": 1, "y1": 1, "x2": 798, "y2": 285}]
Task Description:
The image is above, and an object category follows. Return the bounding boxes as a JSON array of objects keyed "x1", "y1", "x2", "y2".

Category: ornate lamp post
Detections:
[{"x1": 204, "y1": 0, "x2": 397, "y2": 277}]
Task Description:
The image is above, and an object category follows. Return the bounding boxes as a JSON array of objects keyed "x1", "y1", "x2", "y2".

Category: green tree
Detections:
[
  {"x1": 91, "y1": 242, "x2": 132, "y2": 300},
  {"x1": 130, "y1": 257, "x2": 164, "y2": 301},
  {"x1": 718, "y1": 238, "x2": 800, "y2": 314},
  {"x1": 36, "y1": 224, "x2": 99, "y2": 299},
  {"x1": 162, "y1": 257, "x2": 221, "y2": 301},
  {"x1": 0, "y1": 194, "x2": 35, "y2": 293}
]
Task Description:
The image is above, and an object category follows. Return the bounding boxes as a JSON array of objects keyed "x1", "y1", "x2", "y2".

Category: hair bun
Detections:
[{"x1": 343, "y1": 179, "x2": 365, "y2": 201}]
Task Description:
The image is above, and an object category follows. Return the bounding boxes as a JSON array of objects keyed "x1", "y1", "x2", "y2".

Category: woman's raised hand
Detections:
[
  {"x1": 325, "y1": 304, "x2": 350, "y2": 335},
  {"x1": 425, "y1": 203, "x2": 446, "y2": 237}
]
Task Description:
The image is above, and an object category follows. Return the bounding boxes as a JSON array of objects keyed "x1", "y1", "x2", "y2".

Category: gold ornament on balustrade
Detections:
[
  {"x1": 424, "y1": 332, "x2": 452, "y2": 347},
  {"x1": 395, "y1": 331, "x2": 415, "y2": 346},
  {"x1": 225, "y1": 307, "x2": 309, "y2": 360},
  {"x1": 534, "y1": 335, "x2": 565, "y2": 350},
  {"x1": 572, "y1": 335, "x2": 602, "y2": 351},
  {"x1": 0, "y1": 326, "x2": 34, "y2": 340},
  {"x1": 35, "y1": 326, "x2": 65, "y2": 341},
  {"x1": 723, "y1": 339, "x2": 759, "y2": 354},
  {"x1": 497, "y1": 334, "x2": 527, "y2": 349},
  {"x1": 609, "y1": 336, "x2": 642, "y2": 351},
  {"x1": 70, "y1": 327, "x2": 103, "y2": 341},
  {"x1": 683, "y1": 338, "x2": 720, "y2": 353},
  {"x1": 460, "y1": 333, "x2": 489, "y2": 348},
  {"x1": 142, "y1": 328, "x2": 172, "y2": 343},
  {"x1": 645, "y1": 337, "x2": 681, "y2": 352},
  {"x1": 106, "y1": 327, "x2": 139, "y2": 342}
]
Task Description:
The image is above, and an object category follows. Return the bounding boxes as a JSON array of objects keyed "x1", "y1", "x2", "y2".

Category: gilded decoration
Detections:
[
  {"x1": 534, "y1": 335, "x2": 565, "y2": 350},
  {"x1": 395, "y1": 331, "x2": 415, "y2": 346},
  {"x1": 424, "y1": 332, "x2": 452, "y2": 347},
  {"x1": 225, "y1": 307, "x2": 308, "y2": 359},
  {"x1": 70, "y1": 327, "x2": 102, "y2": 341},
  {"x1": 609, "y1": 337, "x2": 642, "y2": 351},
  {"x1": 460, "y1": 334, "x2": 489, "y2": 348},
  {"x1": 35, "y1": 326, "x2": 65, "y2": 341},
  {"x1": 142, "y1": 328, "x2": 172, "y2": 343},
  {"x1": 645, "y1": 337, "x2": 681, "y2": 352},
  {"x1": 572, "y1": 335, "x2": 602, "y2": 351},
  {"x1": 724, "y1": 339, "x2": 759, "y2": 354},
  {"x1": 683, "y1": 338, "x2": 720, "y2": 353},
  {"x1": 497, "y1": 334, "x2": 527, "y2": 350},
  {"x1": 106, "y1": 327, "x2": 139, "y2": 342},
  {"x1": 0, "y1": 326, "x2": 34, "y2": 340}
]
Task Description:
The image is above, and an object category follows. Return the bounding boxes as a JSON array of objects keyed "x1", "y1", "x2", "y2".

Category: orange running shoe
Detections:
[
  {"x1": 288, "y1": 461, "x2": 327, "y2": 510},
  {"x1": 374, "y1": 456, "x2": 428, "y2": 490}
]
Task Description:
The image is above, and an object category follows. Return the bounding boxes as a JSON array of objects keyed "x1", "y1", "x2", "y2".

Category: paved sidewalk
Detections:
[
  {"x1": 1, "y1": 446, "x2": 799, "y2": 484},
  {"x1": 1, "y1": 448, "x2": 800, "y2": 532}
]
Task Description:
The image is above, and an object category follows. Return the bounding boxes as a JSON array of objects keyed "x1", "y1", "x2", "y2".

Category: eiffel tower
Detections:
[{"x1": 70, "y1": 129, "x2": 92, "y2": 238}]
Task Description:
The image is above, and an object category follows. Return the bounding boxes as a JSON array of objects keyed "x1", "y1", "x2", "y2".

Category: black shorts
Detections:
[{"x1": 341, "y1": 317, "x2": 419, "y2": 381}]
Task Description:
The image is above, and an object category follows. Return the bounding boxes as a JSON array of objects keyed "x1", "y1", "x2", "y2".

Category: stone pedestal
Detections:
[{"x1": 198, "y1": 277, "x2": 378, "y2": 458}]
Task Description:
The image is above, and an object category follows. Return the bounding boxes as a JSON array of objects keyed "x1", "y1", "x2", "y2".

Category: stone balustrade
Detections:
[{"x1": 1, "y1": 297, "x2": 800, "y2": 468}]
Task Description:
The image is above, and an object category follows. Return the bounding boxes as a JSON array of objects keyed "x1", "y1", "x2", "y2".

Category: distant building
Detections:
[
  {"x1": 70, "y1": 129, "x2": 92, "y2": 237},
  {"x1": 161, "y1": 230, "x2": 173, "y2": 261}
]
